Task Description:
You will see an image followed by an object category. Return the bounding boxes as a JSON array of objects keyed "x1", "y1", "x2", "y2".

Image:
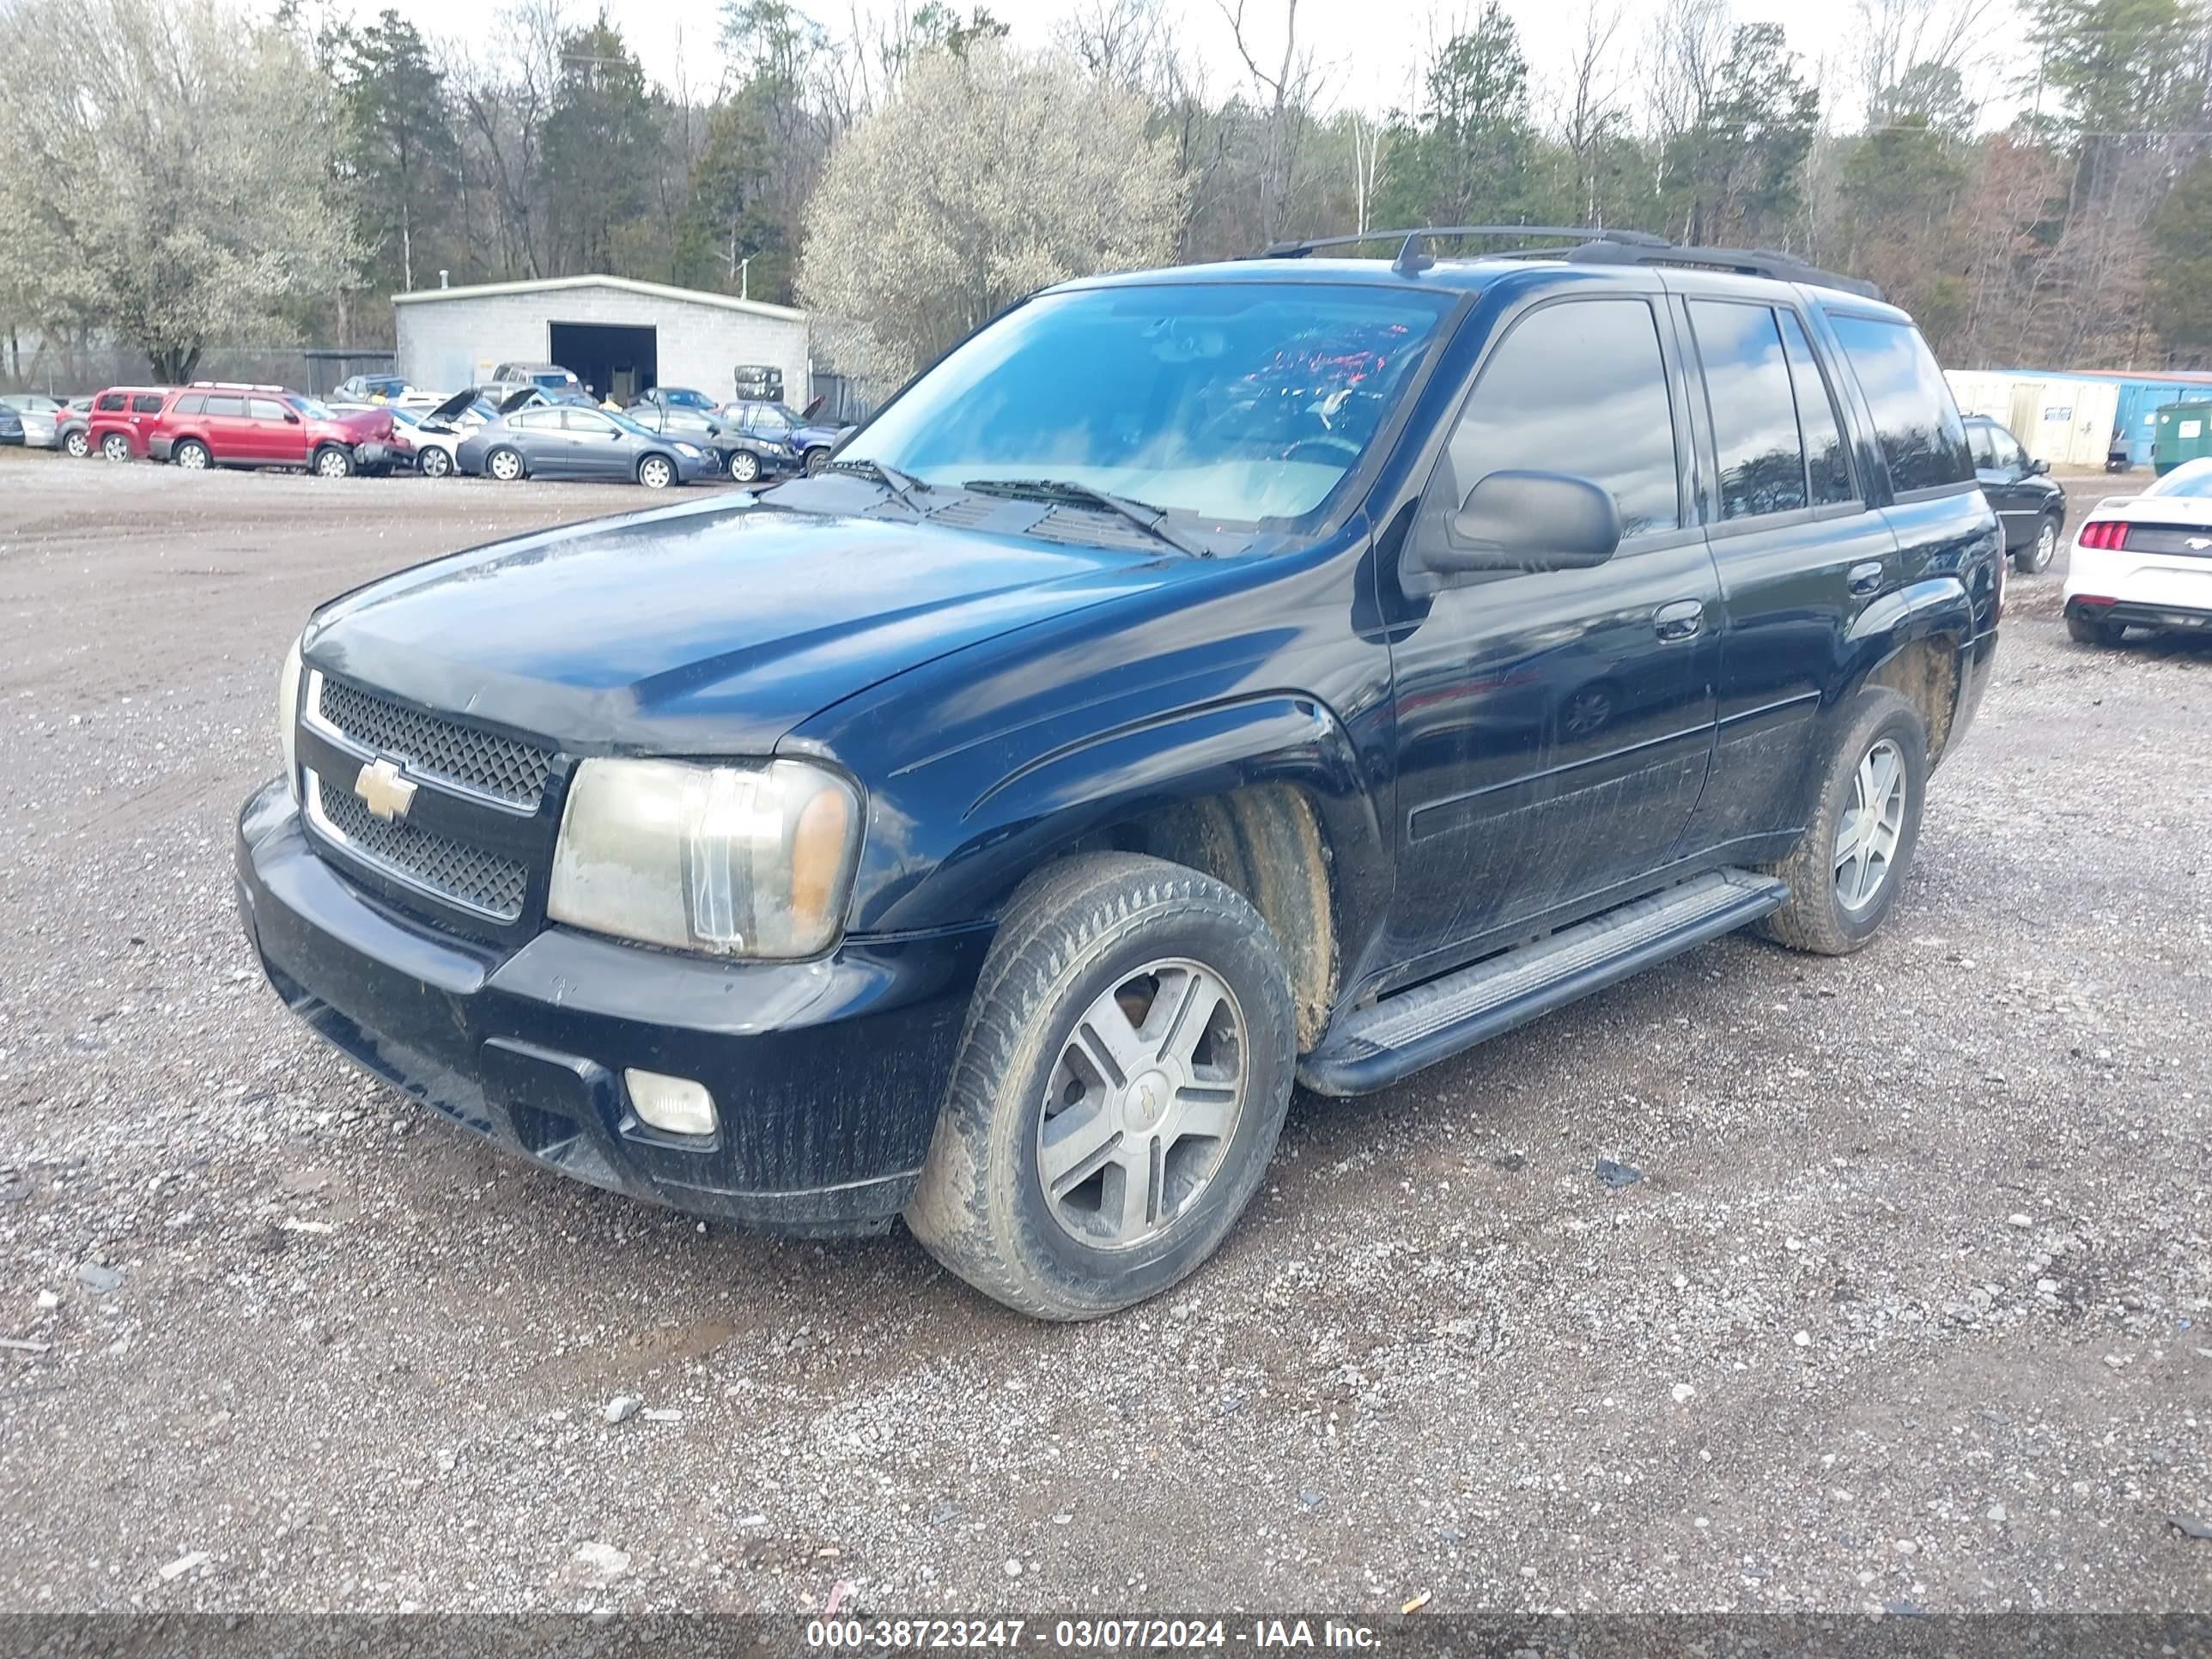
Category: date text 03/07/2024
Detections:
[{"x1": 803, "y1": 1619, "x2": 1383, "y2": 1650}]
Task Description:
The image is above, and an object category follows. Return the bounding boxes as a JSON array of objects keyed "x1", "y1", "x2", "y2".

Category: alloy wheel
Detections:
[
  {"x1": 100, "y1": 434, "x2": 130, "y2": 461},
  {"x1": 489, "y1": 449, "x2": 521, "y2": 482},
  {"x1": 2030, "y1": 519, "x2": 2058, "y2": 573},
  {"x1": 176, "y1": 443, "x2": 208, "y2": 470},
  {"x1": 1834, "y1": 738, "x2": 1906, "y2": 914},
  {"x1": 1037, "y1": 958, "x2": 1248, "y2": 1250},
  {"x1": 640, "y1": 457, "x2": 672, "y2": 489}
]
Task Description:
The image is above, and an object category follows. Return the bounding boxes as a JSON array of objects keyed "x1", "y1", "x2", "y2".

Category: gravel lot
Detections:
[{"x1": 1, "y1": 453, "x2": 2207, "y2": 1617}]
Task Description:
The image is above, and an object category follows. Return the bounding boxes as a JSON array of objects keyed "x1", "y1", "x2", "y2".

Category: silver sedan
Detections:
[{"x1": 453, "y1": 404, "x2": 709, "y2": 489}]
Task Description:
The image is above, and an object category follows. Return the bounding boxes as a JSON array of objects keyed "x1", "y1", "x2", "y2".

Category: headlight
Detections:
[
  {"x1": 674, "y1": 442, "x2": 701, "y2": 459},
  {"x1": 276, "y1": 634, "x2": 304, "y2": 802},
  {"x1": 549, "y1": 758, "x2": 862, "y2": 957}
]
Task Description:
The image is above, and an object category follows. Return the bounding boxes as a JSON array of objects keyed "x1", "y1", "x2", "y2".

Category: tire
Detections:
[
  {"x1": 313, "y1": 445, "x2": 354, "y2": 478},
  {"x1": 2067, "y1": 610, "x2": 2125, "y2": 647},
  {"x1": 173, "y1": 439, "x2": 210, "y2": 471},
  {"x1": 905, "y1": 853, "x2": 1297, "y2": 1321},
  {"x1": 418, "y1": 447, "x2": 453, "y2": 479},
  {"x1": 727, "y1": 449, "x2": 761, "y2": 483},
  {"x1": 2014, "y1": 513, "x2": 2060, "y2": 574},
  {"x1": 804, "y1": 446, "x2": 830, "y2": 477},
  {"x1": 486, "y1": 447, "x2": 525, "y2": 483},
  {"x1": 100, "y1": 432, "x2": 131, "y2": 462},
  {"x1": 637, "y1": 453, "x2": 675, "y2": 489},
  {"x1": 64, "y1": 429, "x2": 90, "y2": 459},
  {"x1": 1754, "y1": 688, "x2": 1929, "y2": 957}
]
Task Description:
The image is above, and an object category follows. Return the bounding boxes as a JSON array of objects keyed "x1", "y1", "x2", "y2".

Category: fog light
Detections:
[{"x1": 623, "y1": 1069, "x2": 718, "y2": 1137}]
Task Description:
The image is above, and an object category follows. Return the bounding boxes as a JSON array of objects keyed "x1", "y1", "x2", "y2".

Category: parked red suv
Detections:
[
  {"x1": 148, "y1": 383, "x2": 404, "y2": 477},
  {"x1": 86, "y1": 386, "x2": 174, "y2": 461}
]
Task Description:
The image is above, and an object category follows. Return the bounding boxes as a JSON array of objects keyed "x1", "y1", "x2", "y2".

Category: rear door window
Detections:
[
  {"x1": 1689, "y1": 301, "x2": 1807, "y2": 520},
  {"x1": 1775, "y1": 311, "x2": 1856, "y2": 507},
  {"x1": 206, "y1": 396, "x2": 246, "y2": 418},
  {"x1": 1430, "y1": 297, "x2": 1681, "y2": 538},
  {"x1": 1828, "y1": 314, "x2": 1972, "y2": 494},
  {"x1": 131, "y1": 393, "x2": 163, "y2": 413}
]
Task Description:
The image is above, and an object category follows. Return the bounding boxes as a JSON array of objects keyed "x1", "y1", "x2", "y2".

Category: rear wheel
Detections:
[
  {"x1": 486, "y1": 447, "x2": 525, "y2": 483},
  {"x1": 2014, "y1": 513, "x2": 2060, "y2": 574},
  {"x1": 1755, "y1": 689, "x2": 1928, "y2": 957},
  {"x1": 637, "y1": 453, "x2": 675, "y2": 489},
  {"x1": 173, "y1": 439, "x2": 210, "y2": 471},
  {"x1": 64, "y1": 429, "x2": 90, "y2": 459},
  {"x1": 418, "y1": 447, "x2": 453, "y2": 479},
  {"x1": 100, "y1": 433, "x2": 131, "y2": 462},
  {"x1": 2067, "y1": 610, "x2": 2125, "y2": 647},
  {"x1": 727, "y1": 448, "x2": 761, "y2": 483},
  {"x1": 905, "y1": 853, "x2": 1296, "y2": 1321},
  {"x1": 312, "y1": 445, "x2": 354, "y2": 478}
]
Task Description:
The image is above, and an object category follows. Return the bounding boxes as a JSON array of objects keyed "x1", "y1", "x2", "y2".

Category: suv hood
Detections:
[{"x1": 305, "y1": 497, "x2": 1178, "y2": 753}]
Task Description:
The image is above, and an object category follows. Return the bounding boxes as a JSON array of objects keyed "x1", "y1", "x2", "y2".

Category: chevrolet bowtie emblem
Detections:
[{"x1": 354, "y1": 757, "x2": 418, "y2": 822}]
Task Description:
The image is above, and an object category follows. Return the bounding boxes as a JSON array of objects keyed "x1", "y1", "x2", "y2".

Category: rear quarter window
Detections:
[
  {"x1": 1828, "y1": 314, "x2": 1972, "y2": 495},
  {"x1": 131, "y1": 393, "x2": 164, "y2": 413}
]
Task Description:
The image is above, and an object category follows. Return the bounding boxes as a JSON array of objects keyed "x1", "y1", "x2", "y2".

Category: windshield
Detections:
[
  {"x1": 844, "y1": 283, "x2": 1451, "y2": 522},
  {"x1": 289, "y1": 397, "x2": 334, "y2": 420},
  {"x1": 2146, "y1": 458, "x2": 2212, "y2": 498}
]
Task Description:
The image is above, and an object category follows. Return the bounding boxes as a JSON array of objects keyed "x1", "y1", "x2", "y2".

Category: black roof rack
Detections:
[
  {"x1": 1560, "y1": 238, "x2": 1883, "y2": 301},
  {"x1": 1258, "y1": 224, "x2": 1882, "y2": 300}
]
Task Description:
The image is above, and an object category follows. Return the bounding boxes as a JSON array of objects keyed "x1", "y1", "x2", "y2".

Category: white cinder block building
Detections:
[{"x1": 392, "y1": 275, "x2": 810, "y2": 406}]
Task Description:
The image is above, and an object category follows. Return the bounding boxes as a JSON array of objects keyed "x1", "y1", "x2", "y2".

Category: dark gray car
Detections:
[{"x1": 454, "y1": 404, "x2": 707, "y2": 488}]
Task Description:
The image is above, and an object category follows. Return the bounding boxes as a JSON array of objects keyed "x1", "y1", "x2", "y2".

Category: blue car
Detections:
[{"x1": 723, "y1": 399, "x2": 854, "y2": 475}]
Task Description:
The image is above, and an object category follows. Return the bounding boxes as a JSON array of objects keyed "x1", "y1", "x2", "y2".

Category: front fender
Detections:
[{"x1": 848, "y1": 693, "x2": 1388, "y2": 949}]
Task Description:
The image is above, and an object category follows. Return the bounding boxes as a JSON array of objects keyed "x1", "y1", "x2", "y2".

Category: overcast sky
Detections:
[{"x1": 357, "y1": 0, "x2": 2037, "y2": 132}]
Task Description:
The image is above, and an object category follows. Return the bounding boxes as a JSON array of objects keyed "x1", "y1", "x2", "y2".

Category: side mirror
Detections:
[
  {"x1": 283, "y1": 412, "x2": 301, "y2": 425},
  {"x1": 1425, "y1": 471, "x2": 1624, "y2": 576},
  {"x1": 2028, "y1": 457, "x2": 2049, "y2": 476}
]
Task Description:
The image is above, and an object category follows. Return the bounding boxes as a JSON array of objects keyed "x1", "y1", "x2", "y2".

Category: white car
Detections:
[{"x1": 2063, "y1": 457, "x2": 2212, "y2": 646}]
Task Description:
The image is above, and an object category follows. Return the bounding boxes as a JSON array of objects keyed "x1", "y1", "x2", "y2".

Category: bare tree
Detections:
[
  {"x1": 800, "y1": 43, "x2": 1185, "y2": 382},
  {"x1": 1855, "y1": 0, "x2": 1997, "y2": 124},
  {"x1": 1554, "y1": 0, "x2": 1628, "y2": 224},
  {"x1": 1216, "y1": 0, "x2": 1324, "y2": 246}
]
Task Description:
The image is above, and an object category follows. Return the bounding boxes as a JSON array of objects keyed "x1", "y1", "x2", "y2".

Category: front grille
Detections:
[
  {"x1": 311, "y1": 773, "x2": 529, "y2": 921},
  {"x1": 314, "y1": 678, "x2": 552, "y2": 809}
]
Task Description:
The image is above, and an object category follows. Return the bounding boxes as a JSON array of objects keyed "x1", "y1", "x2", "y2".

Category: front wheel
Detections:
[
  {"x1": 100, "y1": 433, "x2": 131, "y2": 462},
  {"x1": 418, "y1": 447, "x2": 453, "y2": 479},
  {"x1": 485, "y1": 447, "x2": 525, "y2": 482},
  {"x1": 312, "y1": 445, "x2": 354, "y2": 478},
  {"x1": 1755, "y1": 689, "x2": 1929, "y2": 957},
  {"x1": 905, "y1": 853, "x2": 1296, "y2": 1321},
  {"x1": 637, "y1": 453, "x2": 675, "y2": 489},
  {"x1": 726, "y1": 449, "x2": 761, "y2": 483},
  {"x1": 803, "y1": 446, "x2": 830, "y2": 477},
  {"x1": 2014, "y1": 513, "x2": 2060, "y2": 574}
]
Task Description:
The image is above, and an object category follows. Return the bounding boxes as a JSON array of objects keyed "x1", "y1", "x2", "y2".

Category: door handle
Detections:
[
  {"x1": 1848, "y1": 561, "x2": 1885, "y2": 596},
  {"x1": 1653, "y1": 599, "x2": 1705, "y2": 641}
]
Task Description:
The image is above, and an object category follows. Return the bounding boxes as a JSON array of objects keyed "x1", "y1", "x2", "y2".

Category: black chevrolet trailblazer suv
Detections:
[{"x1": 235, "y1": 229, "x2": 2002, "y2": 1319}]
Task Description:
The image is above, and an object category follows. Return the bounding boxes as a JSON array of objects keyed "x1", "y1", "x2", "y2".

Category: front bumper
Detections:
[{"x1": 234, "y1": 778, "x2": 987, "y2": 1233}]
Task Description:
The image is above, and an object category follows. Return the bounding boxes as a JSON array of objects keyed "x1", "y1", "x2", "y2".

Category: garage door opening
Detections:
[{"x1": 548, "y1": 322, "x2": 658, "y2": 404}]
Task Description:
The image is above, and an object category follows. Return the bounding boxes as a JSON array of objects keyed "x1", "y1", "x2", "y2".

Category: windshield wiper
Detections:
[
  {"x1": 962, "y1": 477, "x2": 1209, "y2": 557},
  {"x1": 824, "y1": 455, "x2": 929, "y2": 508}
]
